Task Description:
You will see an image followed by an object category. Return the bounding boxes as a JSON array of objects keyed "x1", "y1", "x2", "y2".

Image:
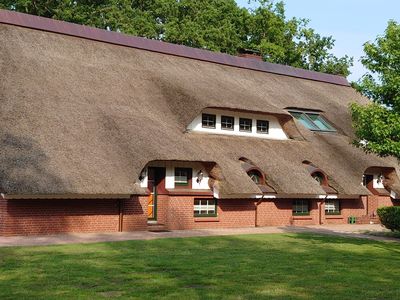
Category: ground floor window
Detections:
[
  {"x1": 194, "y1": 198, "x2": 217, "y2": 217},
  {"x1": 325, "y1": 199, "x2": 340, "y2": 215},
  {"x1": 292, "y1": 199, "x2": 309, "y2": 216}
]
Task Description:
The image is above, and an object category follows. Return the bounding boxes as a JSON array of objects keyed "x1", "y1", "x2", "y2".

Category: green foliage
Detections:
[
  {"x1": 0, "y1": 0, "x2": 352, "y2": 76},
  {"x1": 351, "y1": 21, "x2": 400, "y2": 158},
  {"x1": 377, "y1": 206, "x2": 400, "y2": 231}
]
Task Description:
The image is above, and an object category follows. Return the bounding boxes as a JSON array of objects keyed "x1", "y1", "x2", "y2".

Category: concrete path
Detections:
[{"x1": 0, "y1": 224, "x2": 397, "y2": 247}]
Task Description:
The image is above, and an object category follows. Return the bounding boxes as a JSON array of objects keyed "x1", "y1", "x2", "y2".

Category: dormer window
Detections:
[
  {"x1": 202, "y1": 113, "x2": 216, "y2": 128},
  {"x1": 187, "y1": 108, "x2": 287, "y2": 140},
  {"x1": 239, "y1": 118, "x2": 252, "y2": 132},
  {"x1": 175, "y1": 168, "x2": 192, "y2": 187},
  {"x1": 256, "y1": 120, "x2": 269, "y2": 134},
  {"x1": 221, "y1": 115, "x2": 234, "y2": 130},
  {"x1": 248, "y1": 170, "x2": 263, "y2": 184},
  {"x1": 289, "y1": 110, "x2": 335, "y2": 132},
  {"x1": 303, "y1": 161, "x2": 337, "y2": 194},
  {"x1": 312, "y1": 172, "x2": 325, "y2": 185}
]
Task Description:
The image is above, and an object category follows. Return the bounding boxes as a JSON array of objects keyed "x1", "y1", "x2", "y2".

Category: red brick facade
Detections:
[
  {"x1": 0, "y1": 196, "x2": 147, "y2": 236},
  {"x1": 0, "y1": 194, "x2": 397, "y2": 236}
]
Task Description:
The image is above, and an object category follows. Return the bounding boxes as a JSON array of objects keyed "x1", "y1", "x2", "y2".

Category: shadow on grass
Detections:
[{"x1": 0, "y1": 233, "x2": 399, "y2": 299}]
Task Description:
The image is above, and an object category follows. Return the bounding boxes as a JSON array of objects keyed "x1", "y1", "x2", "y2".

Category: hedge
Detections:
[{"x1": 377, "y1": 206, "x2": 400, "y2": 232}]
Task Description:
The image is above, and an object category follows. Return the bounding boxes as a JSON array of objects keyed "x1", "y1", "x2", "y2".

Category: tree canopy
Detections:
[
  {"x1": 0, "y1": 0, "x2": 352, "y2": 76},
  {"x1": 351, "y1": 20, "x2": 400, "y2": 159}
]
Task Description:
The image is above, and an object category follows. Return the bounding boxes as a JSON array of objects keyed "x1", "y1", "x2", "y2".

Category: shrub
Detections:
[{"x1": 377, "y1": 206, "x2": 400, "y2": 232}]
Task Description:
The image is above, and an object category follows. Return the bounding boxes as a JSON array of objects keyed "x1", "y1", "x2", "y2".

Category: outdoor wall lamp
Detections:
[
  {"x1": 139, "y1": 168, "x2": 147, "y2": 181},
  {"x1": 196, "y1": 170, "x2": 204, "y2": 183}
]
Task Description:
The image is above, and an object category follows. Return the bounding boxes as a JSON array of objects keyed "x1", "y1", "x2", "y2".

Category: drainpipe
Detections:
[
  {"x1": 255, "y1": 199, "x2": 263, "y2": 227},
  {"x1": 319, "y1": 195, "x2": 327, "y2": 225},
  {"x1": 118, "y1": 199, "x2": 124, "y2": 232}
]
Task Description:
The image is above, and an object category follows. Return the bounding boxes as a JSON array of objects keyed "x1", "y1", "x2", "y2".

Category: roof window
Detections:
[{"x1": 289, "y1": 110, "x2": 336, "y2": 132}]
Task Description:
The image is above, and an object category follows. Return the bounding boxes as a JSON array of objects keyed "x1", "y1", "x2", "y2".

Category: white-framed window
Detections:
[
  {"x1": 289, "y1": 110, "x2": 336, "y2": 132},
  {"x1": 256, "y1": 120, "x2": 269, "y2": 134},
  {"x1": 194, "y1": 198, "x2": 217, "y2": 217},
  {"x1": 202, "y1": 113, "x2": 216, "y2": 128},
  {"x1": 221, "y1": 115, "x2": 234, "y2": 130},
  {"x1": 292, "y1": 199, "x2": 309, "y2": 216},
  {"x1": 325, "y1": 200, "x2": 340, "y2": 215},
  {"x1": 175, "y1": 168, "x2": 191, "y2": 186},
  {"x1": 239, "y1": 118, "x2": 252, "y2": 132}
]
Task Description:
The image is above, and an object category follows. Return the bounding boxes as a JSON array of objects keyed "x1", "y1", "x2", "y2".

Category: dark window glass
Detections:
[
  {"x1": 293, "y1": 200, "x2": 309, "y2": 215},
  {"x1": 239, "y1": 118, "x2": 252, "y2": 132},
  {"x1": 248, "y1": 170, "x2": 263, "y2": 184},
  {"x1": 221, "y1": 115, "x2": 234, "y2": 130},
  {"x1": 175, "y1": 168, "x2": 191, "y2": 186},
  {"x1": 312, "y1": 172, "x2": 325, "y2": 185},
  {"x1": 202, "y1": 114, "x2": 216, "y2": 128},
  {"x1": 256, "y1": 120, "x2": 269, "y2": 134}
]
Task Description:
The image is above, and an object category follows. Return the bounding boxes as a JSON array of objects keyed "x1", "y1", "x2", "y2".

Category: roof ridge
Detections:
[{"x1": 0, "y1": 9, "x2": 350, "y2": 87}]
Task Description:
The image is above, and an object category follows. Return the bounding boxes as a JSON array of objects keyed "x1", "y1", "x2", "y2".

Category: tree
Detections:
[
  {"x1": 0, "y1": 0, "x2": 352, "y2": 76},
  {"x1": 350, "y1": 20, "x2": 400, "y2": 159}
]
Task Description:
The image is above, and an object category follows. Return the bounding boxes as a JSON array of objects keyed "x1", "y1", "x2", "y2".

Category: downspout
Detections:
[
  {"x1": 118, "y1": 199, "x2": 124, "y2": 232},
  {"x1": 319, "y1": 195, "x2": 327, "y2": 225},
  {"x1": 255, "y1": 199, "x2": 263, "y2": 227}
]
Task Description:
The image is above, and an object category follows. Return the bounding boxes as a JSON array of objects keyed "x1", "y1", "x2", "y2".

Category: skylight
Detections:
[{"x1": 289, "y1": 110, "x2": 336, "y2": 132}]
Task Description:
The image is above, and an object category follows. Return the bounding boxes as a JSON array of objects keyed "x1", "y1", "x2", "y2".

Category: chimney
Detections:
[{"x1": 238, "y1": 49, "x2": 263, "y2": 61}]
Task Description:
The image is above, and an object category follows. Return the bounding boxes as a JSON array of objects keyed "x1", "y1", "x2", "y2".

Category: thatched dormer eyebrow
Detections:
[{"x1": 0, "y1": 9, "x2": 350, "y2": 87}]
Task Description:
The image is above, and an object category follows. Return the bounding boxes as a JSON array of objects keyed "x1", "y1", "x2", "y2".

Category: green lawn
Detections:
[{"x1": 0, "y1": 234, "x2": 399, "y2": 299}]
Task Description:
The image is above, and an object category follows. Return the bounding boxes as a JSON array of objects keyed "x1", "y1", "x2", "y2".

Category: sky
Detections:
[{"x1": 236, "y1": 0, "x2": 400, "y2": 81}]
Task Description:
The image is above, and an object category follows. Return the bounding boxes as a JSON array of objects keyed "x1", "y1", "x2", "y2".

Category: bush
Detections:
[{"x1": 377, "y1": 206, "x2": 400, "y2": 232}]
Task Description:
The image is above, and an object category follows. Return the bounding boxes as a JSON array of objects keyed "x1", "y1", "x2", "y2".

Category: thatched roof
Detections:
[{"x1": 0, "y1": 10, "x2": 399, "y2": 198}]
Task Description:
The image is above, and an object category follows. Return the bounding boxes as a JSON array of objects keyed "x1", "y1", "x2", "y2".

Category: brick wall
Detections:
[
  {"x1": 162, "y1": 197, "x2": 256, "y2": 230},
  {"x1": 321, "y1": 198, "x2": 365, "y2": 224},
  {"x1": 0, "y1": 195, "x2": 5, "y2": 234},
  {"x1": 1, "y1": 194, "x2": 396, "y2": 236},
  {"x1": 256, "y1": 199, "x2": 320, "y2": 226},
  {"x1": 121, "y1": 196, "x2": 148, "y2": 231},
  {"x1": 0, "y1": 197, "x2": 148, "y2": 236}
]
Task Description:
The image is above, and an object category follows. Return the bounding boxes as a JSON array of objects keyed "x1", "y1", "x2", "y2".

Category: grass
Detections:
[
  {"x1": 0, "y1": 233, "x2": 399, "y2": 299},
  {"x1": 363, "y1": 230, "x2": 400, "y2": 239}
]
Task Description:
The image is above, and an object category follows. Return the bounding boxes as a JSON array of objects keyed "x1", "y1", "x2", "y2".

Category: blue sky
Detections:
[{"x1": 236, "y1": 0, "x2": 400, "y2": 81}]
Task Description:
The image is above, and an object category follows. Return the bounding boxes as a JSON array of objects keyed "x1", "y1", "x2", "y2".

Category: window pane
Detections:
[
  {"x1": 221, "y1": 116, "x2": 234, "y2": 130},
  {"x1": 293, "y1": 199, "x2": 309, "y2": 214},
  {"x1": 194, "y1": 198, "x2": 217, "y2": 216},
  {"x1": 175, "y1": 168, "x2": 190, "y2": 185},
  {"x1": 239, "y1": 118, "x2": 252, "y2": 132},
  {"x1": 202, "y1": 114, "x2": 216, "y2": 128},
  {"x1": 307, "y1": 114, "x2": 335, "y2": 131},
  {"x1": 325, "y1": 200, "x2": 340, "y2": 213},
  {"x1": 290, "y1": 112, "x2": 318, "y2": 130},
  {"x1": 257, "y1": 120, "x2": 269, "y2": 134}
]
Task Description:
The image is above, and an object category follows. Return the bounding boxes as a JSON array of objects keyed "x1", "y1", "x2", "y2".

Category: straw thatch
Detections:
[{"x1": 0, "y1": 23, "x2": 399, "y2": 198}]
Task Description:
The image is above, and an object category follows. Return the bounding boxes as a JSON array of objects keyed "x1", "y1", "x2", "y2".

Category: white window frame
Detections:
[
  {"x1": 194, "y1": 199, "x2": 217, "y2": 217},
  {"x1": 325, "y1": 199, "x2": 340, "y2": 215}
]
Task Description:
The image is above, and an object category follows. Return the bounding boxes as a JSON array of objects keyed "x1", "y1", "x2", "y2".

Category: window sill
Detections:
[
  {"x1": 292, "y1": 215, "x2": 313, "y2": 220},
  {"x1": 325, "y1": 215, "x2": 343, "y2": 219},
  {"x1": 194, "y1": 217, "x2": 219, "y2": 222}
]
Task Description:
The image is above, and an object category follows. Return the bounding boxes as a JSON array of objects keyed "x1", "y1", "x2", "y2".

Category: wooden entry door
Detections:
[{"x1": 147, "y1": 167, "x2": 166, "y2": 220}]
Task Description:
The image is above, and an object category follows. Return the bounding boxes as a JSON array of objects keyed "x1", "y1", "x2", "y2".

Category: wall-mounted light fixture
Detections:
[
  {"x1": 139, "y1": 168, "x2": 147, "y2": 181},
  {"x1": 377, "y1": 173, "x2": 385, "y2": 184},
  {"x1": 196, "y1": 170, "x2": 204, "y2": 184}
]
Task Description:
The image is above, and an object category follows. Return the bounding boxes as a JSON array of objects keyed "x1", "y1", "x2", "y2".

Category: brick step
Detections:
[
  {"x1": 355, "y1": 215, "x2": 380, "y2": 224},
  {"x1": 147, "y1": 223, "x2": 169, "y2": 232}
]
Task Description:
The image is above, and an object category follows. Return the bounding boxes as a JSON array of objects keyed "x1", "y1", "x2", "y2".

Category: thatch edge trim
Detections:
[{"x1": 0, "y1": 9, "x2": 350, "y2": 87}]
